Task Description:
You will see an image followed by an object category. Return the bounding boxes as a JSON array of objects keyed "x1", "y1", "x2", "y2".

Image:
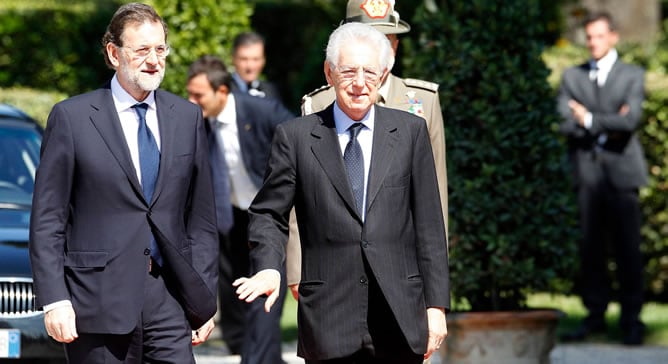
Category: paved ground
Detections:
[{"x1": 193, "y1": 341, "x2": 668, "y2": 364}]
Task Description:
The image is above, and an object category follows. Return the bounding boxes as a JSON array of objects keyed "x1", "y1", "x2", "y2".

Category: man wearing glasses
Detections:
[
  {"x1": 234, "y1": 22, "x2": 450, "y2": 363},
  {"x1": 29, "y1": 3, "x2": 218, "y2": 363}
]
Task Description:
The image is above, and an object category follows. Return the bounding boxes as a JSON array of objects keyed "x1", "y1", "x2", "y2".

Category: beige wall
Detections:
[{"x1": 563, "y1": 0, "x2": 661, "y2": 44}]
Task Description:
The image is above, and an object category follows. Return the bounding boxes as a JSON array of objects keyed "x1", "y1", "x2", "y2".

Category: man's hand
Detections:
[
  {"x1": 191, "y1": 317, "x2": 215, "y2": 346},
  {"x1": 424, "y1": 307, "x2": 447, "y2": 360},
  {"x1": 233, "y1": 269, "x2": 281, "y2": 313},
  {"x1": 289, "y1": 283, "x2": 299, "y2": 301},
  {"x1": 568, "y1": 100, "x2": 589, "y2": 126},
  {"x1": 44, "y1": 306, "x2": 78, "y2": 343}
]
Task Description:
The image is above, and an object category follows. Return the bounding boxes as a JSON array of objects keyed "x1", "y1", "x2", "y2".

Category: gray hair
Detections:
[{"x1": 325, "y1": 22, "x2": 394, "y2": 73}]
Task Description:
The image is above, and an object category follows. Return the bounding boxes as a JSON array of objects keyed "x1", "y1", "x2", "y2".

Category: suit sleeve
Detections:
[
  {"x1": 29, "y1": 103, "x2": 75, "y2": 307},
  {"x1": 186, "y1": 110, "x2": 219, "y2": 298},
  {"x1": 248, "y1": 124, "x2": 296, "y2": 273},
  {"x1": 589, "y1": 67, "x2": 645, "y2": 135},
  {"x1": 411, "y1": 120, "x2": 450, "y2": 309},
  {"x1": 557, "y1": 70, "x2": 587, "y2": 138}
]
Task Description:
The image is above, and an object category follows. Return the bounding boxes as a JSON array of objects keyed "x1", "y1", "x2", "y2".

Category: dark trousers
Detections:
[
  {"x1": 306, "y1": 259, "x2": 423, "y2": 364},
  {"x1": 577, "y1": 173, "x2": 644, "y2": 329},
  {"x1": 219, "y1": 206, "x2": 287, "y2": 362},
  {"x1": 65, "y1": 267, "x2": 194, "y2": 364}
]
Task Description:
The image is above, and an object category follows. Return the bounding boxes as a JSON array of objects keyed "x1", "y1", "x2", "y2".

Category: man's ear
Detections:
[
  {"x1": 107, "y1": 43, "x2": 121, "y2": 67},
  {"x1": 324, "y1": 61, "x2": 334, "y2": 86}
]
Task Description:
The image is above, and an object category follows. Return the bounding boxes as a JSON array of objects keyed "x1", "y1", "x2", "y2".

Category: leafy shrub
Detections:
[
  {"x1": 405, "y1": 0, "x2": 579, "y2": 311},
  {"x1": 148, "y1": 0, "x2": 251, "y2": 96},
  {"x1": 0, "y1": 0, "x2": 252, "y2": 99}
]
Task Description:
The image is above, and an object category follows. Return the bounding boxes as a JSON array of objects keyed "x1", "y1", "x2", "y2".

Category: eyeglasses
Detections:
[
  {"x1": 119, "y1": 44, "x2": 171, "y2": 60},
  {"x1": 336, "y1": 66, "x2": 381, "y2": 84}
]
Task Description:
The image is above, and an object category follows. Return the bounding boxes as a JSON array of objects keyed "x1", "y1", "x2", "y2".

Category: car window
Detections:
[{"x1": 0, "y1": 126, "x2": 41, "y2": 196}]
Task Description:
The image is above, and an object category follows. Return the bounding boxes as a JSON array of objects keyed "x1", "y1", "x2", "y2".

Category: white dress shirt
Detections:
[
  {"x1": 584, "y1": 49, "x2": 618, "y2": 130},
  {"x1": 212, "y1": 93, "x2": 258, "y2": 210}
]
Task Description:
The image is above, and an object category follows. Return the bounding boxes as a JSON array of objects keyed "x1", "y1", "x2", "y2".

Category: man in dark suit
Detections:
[
  {"x1": 186, "y1": 55, "x2": 293, "y2": 363},
  {"x1": 557, "y1": 11, "x2": 648, "y2": 346},
  {"x1": 229, "y1": 31, "x2": 281, "y2": 100},
  {"x1": 234, "y1": 22, "x2": 450, "y2": 363},
  {"x1": 28, "y1": 3, "x2": 218, "y2": 363}
]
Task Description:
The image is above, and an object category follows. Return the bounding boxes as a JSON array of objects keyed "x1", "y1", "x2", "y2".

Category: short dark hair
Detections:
[
  {"x1": 584, "y1": 11, "x2": 616, "y2": 32},
  {"x1": 101, "y1": 3, "x2": 168, "y2": 69},
  {"x1": 187, "y1": 55, "x2": 232, "y2": 90},
  {"x1": 232, "y1": 31, "x2": 265, "y2": 55}
]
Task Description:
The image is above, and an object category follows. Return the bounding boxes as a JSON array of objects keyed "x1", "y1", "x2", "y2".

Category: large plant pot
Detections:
[{"x1": 441, "y1": 309, "x2": 562, "y2": 364}]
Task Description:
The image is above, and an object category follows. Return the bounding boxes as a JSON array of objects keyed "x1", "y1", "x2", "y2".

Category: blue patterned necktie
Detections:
[
  {"x1": 206, "y1": 118, "x2": 234, "y2": 234},
  {"x1": 344, "y1": 122, "x2": 365, "y2": 216},
  {"x1": 133, "y1": 103, "x2": 162, "y2": 266}
]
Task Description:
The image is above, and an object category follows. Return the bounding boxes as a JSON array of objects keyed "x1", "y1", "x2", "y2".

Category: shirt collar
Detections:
[
  {"x1": 333, "y1": 102, "x2": 375, "y2": 134},
  {"x1": 591, "y1": 48, "x2": 618, "y2": 73},
  {"x1": 232, "y1": 73, "x2": 248, "y2": 92},
  {"x1": 111, "y1": 74, "x2": 156, "y2": 113},
  {"x1": 215, "y1": 93, "x2": 236, "y2": 125}
]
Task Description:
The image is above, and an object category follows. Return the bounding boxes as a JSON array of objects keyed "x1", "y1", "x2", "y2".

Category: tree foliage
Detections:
[{"x1": 147, "y1": 0, "x2": 252, "y2": 95}]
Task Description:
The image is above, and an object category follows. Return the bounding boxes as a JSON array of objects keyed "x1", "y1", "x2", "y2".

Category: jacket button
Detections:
[
  {"x1": 144, "y1": 248, "x2": 151, "y2": 255},
  {"x1": 360, "y1": 276, "x2": 368, "y2": 285},
  {"x1": 361, "y1": 241, "x2": 368, "y2": 248}
]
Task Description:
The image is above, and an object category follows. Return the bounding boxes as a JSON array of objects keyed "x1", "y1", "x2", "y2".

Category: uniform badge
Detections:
[
  {"x1": 406, "y1": 91, "x2": 425, "y2": 117},
  {"x1": 360, "y1": 0, "x2": 390, "y2": 19}
]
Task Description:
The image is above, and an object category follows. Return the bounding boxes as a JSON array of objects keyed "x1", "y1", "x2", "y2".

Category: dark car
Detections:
[{"x1": 0, "y1": 104, "x2": 64, "y2": 363}]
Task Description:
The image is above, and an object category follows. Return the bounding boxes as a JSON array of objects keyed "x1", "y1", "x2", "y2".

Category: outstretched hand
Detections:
[{"x1": 233, "y1": 269, "x2": 281, "y2": 313}]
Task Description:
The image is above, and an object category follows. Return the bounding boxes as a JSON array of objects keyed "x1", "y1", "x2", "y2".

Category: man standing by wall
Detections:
[{"x1": 557, "y1": 11, "x2": 648, "y2": 346}]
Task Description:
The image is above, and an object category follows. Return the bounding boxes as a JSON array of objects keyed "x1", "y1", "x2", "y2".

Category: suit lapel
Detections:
[
  {"x1": 150, "y1": 90, "x2": 175, "y2": 205},
  {"x1": 366, "y1": 106, "x2": 397, "y2": 213},
  {"x1": 310, "y1": 106, "x2": 361, "y2": 220},
  {"x1": 88, "y1": 86, "x2": 144, "y2": 200}
]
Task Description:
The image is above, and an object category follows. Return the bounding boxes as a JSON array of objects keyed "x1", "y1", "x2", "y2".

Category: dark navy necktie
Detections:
[
  {"x1": 344, "y1": 122, "x2": 365, "y2": 216},
  {"x1": 133, "y1": 103, "x2": 162, "y2": 266},
  {"x1": 206, "y1": 118, "x2": 234, "y2": 234}
]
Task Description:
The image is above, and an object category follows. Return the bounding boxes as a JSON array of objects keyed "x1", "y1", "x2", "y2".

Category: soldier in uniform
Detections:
[{"x1": 287, "y1": 0, "x2": 449, "y2": 299}]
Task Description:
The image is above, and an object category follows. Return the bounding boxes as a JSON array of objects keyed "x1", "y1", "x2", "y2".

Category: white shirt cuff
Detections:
[
  {"x1": 584, "y1": 112, "x2": 593, "y2": 129},
  {"x1": 42, "y1": 300, "x2": 72, "y2": 313}
]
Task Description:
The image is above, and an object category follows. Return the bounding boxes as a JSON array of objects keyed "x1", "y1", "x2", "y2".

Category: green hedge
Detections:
[
  {"x1": 0, "y1": 0, "x2": 252, "y2": 99},
  {"x1": 405, "y1": 0, "x2": 579, "y2": 311}
]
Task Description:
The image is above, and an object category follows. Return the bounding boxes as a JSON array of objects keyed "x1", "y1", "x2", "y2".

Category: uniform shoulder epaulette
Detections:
[
  {"x1": 301, "y1": 84, "x2": 332, "y2": 102},
  {"x1": 403, "y1": 78, "x2": 439, "y2": 93}
]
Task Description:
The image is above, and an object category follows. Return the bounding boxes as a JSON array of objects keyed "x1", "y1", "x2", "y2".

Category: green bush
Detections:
[
  {"x1": 148, "y1": 0, "x2": 251, "y2": 96},
  {"x1": 406, "y1": 0, "x2": 579, "y2": 311},
  {"x1": 0, "y1": 1, "x2": 119, "y2": 95},
  {"x1": 0, "y1": 0, "x2": 252, "y2": 99}
]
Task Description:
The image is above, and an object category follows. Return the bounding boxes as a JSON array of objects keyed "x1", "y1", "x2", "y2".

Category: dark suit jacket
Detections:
[
  {"x1": 247, "y1": 104, "x2": 450, "y2": 359},
  {"x1": 29, "y1": 84, "x2": 219, "y2": 332},
  {"x1": 557, "y1": 60, "x2": 648, "y2": 189},
  {"x1": 232, "y1": 92, "x2": 294, "y2": 188}
]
